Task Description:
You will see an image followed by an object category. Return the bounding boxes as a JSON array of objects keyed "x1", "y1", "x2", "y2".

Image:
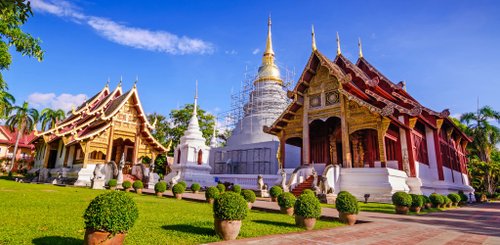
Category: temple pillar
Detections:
[
  {"x1": 302, "y1": 94, "x2": 310, "y2": 165},
  {"x1": 351, "y1": 136, "x2": 359, "y2": 168},
  {"x1": 405, "y1": 117, "x2": 416, "y2": 177},
  {"x1": 133, "y1": 133, "x2": 140, "y2": 164},
  {"x1": 106, "y1": 125, "x2": 114, "y2": 162},
  {"x1": 340, "y1": 95, "x2": 352, "y2": 168},
  {"x1": 378, "y1": 118, "x2": 391, "y2": 167},
  {"x1": 42, "y1": 144, "x2": 50, "y2": 168},
  {"x1": 434, "y1": 119, "x2": 445, "y2": 180},
  {"x1": 279, "y1": 132, "x2": 286, "y2": 169},
  {"x1": 83, "y1": 141, "x2": 90, "y2": 168}
]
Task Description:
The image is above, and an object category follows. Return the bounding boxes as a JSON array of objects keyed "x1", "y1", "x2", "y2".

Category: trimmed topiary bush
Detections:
[
  {"x1": 172, "y1": 183, "x2": 185, "y2": 195},
  {"x1": 294, "y1": 193, "x2": 321, "y2": 219},
  {"x1": 213, "y1": 192, "x2": 248, "y2": 220},
  {"x1": 241, "y1": 189, "x2": 256, "y2": 203},
  {"x1": 429, "y1": 193, "x2": 444, "y2": 207},
  {"x1": 410, "y1": 194, "x2": 424, "y2": 208},
  {"x1": 270, "y1": 186, "x2": 283, "y2": 198},
  {"x1": 108, "y1": 179, "x2": 117, "y2": 187},
  {"x1": 278, "y1": 192, "x2": 296, "y2": 209},
  {"x1": 448, "y1": 193, "x2": 461, "y2": 205},
  {"x1": 191, "y1": 183, "x2": 201, "y2": 193},
  {"x1": 392, "y1": 192, "x2": 412, "y2": 207},
  {"x1": 443, "y1": 195, "x2": 452, "y2": 207},
  {"x1": 154, "y1": 181, "x2": 167, "y2": 193},
  {"x1": 132, "y1": 180, "x2": 143, "y2": 190},
  {"x1": 231, "y1": 184, "x2": 241, "y2": 194},
  {"x1": 205, "y1": 186, "x2": 220, "y2": 200},
  {"x1": 302, "y1": 189, "x2": 315, "y2": 196},
  {"x1": 178, "y1": 181, "x2": 187, "y2": 188},
  {"x1": 83, "y1": 191, "x2": 139, "y2": 235},
  {"x1": 335, "y1": 191, "x2": 359, "y2": 214},
  {"x1": 421, "y1": 195, "x2": 430, "y2": 208},
  {"x1": 122, "y1": 180, "x2": 132, "y2": 189},
  {"x1": 459, "y1": 192, "x2": 468, "y2": 203},
  {"x1": 217, "y1": 183, "x2": 226, "y2": 193}
]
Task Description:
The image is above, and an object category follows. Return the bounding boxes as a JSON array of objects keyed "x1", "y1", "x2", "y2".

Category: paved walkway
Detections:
[{"x1": 141, "y1": 189, "x2": 500, "y2": 244}]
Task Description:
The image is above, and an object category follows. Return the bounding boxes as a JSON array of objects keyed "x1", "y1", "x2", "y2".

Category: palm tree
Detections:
[
  {"x1": 40, "y1": 108, "x2": 66, "y2": 131},
  {"x1": 0, "y1": 89, "x2": 15, "y2": 118},
  {"x1": 460, "y1": 106, "x2": 500, "y2": 163},
  {"x1": 5, "y1": 102, "x2": 39, "y2": 172}
]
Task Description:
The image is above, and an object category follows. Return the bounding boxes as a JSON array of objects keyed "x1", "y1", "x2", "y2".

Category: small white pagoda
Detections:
[{"x1": 169, "y1": 81, "x2": 214, "y2": 187}]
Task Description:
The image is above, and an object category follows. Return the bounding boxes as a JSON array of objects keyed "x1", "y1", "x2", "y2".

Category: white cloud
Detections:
[
  {"x1": 252, "y1": 48, "x2": 260, "y2": 55},
  {"x1": 32, "y1": 0, "x2": 214, "y2": 55},
  {"x1": 224, "y1": 50, "x2": 237, "y2": 55},
  {"x1": 28, "y1": 92, "x2": 87, "y2": 112}
]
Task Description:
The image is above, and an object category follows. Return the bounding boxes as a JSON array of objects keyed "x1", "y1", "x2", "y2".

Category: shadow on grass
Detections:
[
  {"x1": 32, "y1": 236, "x2": 83, "y2": 245},
  {"x1": 162, "y1": 224, "x2": 215, "y2": 236},
  {"x1": 252, "y1": 219, "x2": 295, "y2": 228}
]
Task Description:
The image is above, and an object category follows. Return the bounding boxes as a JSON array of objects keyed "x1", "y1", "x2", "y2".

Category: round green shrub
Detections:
[
  {"x1": 448, "y1": 193, "x2": 461, "y2": 203},
  {"x1": 429, "y1": 193, "x2": 444, "y2": 206},
  {"x1": 132, "y1": 180, "x2": 143, "y2": 190},
  {"x1": 335, "y1": 191, "x2": 359, "y2": 214},
  {"x1": 178, "y1": 181, "x2": 187, "y2": 188},
  {"x1": 205, "y1": 186, "x2": 220, "y2": 200},
  {"x1": 213, "y1": 192, "x2": 248, "y2": 220},
  {"x1": 392, "y1": 192, "x2": 412, "y2": 207},
  {"x1": 420, "y1": 195, "x2": 430, "y2": 206},
  {"x1": 410, "y1": 194, "x2": 423, "y2": 208},
  {"x1": 122, "y1": 180, "x2": 132, "y2": 189},
  {"x1": 107, "y1": 179, "x2": 117, "y2": 187},
  {"x1": 277, "y1": 192, "x2": 296, "y2": 209},
  {"x1": 459, "y1": 192, "x2": 468, "y2": 203},
  {"x1": 83, "y1": 191, "x2": 138, "y2": 234},
  {"x1": 154, "y1": 181, "x2": 167, "y2": 193},
  {"x1": 217, "y1": 183, "x2": 226, "y2": 193},
  {"x1": 172, "y1": 183, "x2": 185, "y2": 195},
  {"x1": 443, "y1": 195, "x2": 451, "y2": 205},
  {"x1": 191, "y1": 183, "x2": 201, "y2": 192},
  {"x1": 270, "y1": 185, "x2": 283, "y2": 198},
  {"x1": 294, "y1": 193, "x2": 321, "y2": 218},
  {"x1": 232, "y1": 184, "x2": 241, "y2": 194},
  {"x1": 241, "y1": 189, "x2": 256, "y2": 203},
  {"x1": 302, "y1": 189, "x2": 315, "y2": 196}
]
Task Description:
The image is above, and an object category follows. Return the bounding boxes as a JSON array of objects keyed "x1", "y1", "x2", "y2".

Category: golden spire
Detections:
[
  {"x1": 106, "y1": 77, "x2": 110, "y2": 88},
  {"x1": 262, "y1": 15, "x2": 275, "y2": 65},
  {"x1": 336, "y1": 32, "x2": 341, "y2": 55},
  {"x1": 358, "y1": 38, "x2": 363, "y2": 58},
  {"x1": 311, "y1": 25, "x2": 317, "y2": 51}
]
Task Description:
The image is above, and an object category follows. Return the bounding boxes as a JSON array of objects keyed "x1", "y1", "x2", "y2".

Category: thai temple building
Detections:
[
  {"x1": 30, "y1": 82, "x2": 168, "y2": 186},
  {"x1": 210, "y1": 17, "x2": 301, "y2": 176},
  {"x1": 263, "y1": 29, "x2": 474, "y2": 202}
]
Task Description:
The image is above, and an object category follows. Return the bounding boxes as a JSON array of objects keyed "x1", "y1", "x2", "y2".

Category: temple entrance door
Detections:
[
  {"x1": 47, "y1": 150, "x2": 58, "y2": 168},
  {"x1": 350, "y1": 129, "x2": 379, "y2": 168},
  {"x1": 309, "y1": 117, "x2": 342, "y2": 165},
  {"x1": 111, "y1": 138, "x2": 135, "y2": 174}
]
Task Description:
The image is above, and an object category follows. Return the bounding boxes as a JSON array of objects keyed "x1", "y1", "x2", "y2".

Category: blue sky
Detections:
[{"x1": 4, "y1": 0, "x2": 500, "y2": 120}]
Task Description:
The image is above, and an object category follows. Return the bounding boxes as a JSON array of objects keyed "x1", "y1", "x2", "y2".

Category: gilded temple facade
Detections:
[{"x1": 31, "y1": 83, "x2": 168, "y2": 186}]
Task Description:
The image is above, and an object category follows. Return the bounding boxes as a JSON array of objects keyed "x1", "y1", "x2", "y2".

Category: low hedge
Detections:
[
  {"x1": 83, "y1": 191, "x2": 139, "y2": 235},
  {"x1": 294, "y1": 193, "x2": 321, "y2": 219},
  {"x1": 410, "y1": 194, "x2": 424, "y2": 208},
  {"x1": 448, "y1": 193, "x2": 461, "y2": 203},
  {"x1": 335, "y1": 191, "x2": 359, "y2": 214},
  {"x1": 122, "y1": 180, "x2": 132, "y2": 189},
  {"x1": 205, "y1": 186, "x2": 220, "y2": 200},
  {"x1": 132, "y1": 180, "x2": 143, "y2": 190},
  {"x1": 241, "y1": 189, "x2": 256, "y2": 203},
  {"x1": 191, "y1": 183, "x2": 201, "y2": 192},
  {"x1": 277, "y1": 192, "x2": 296, "y2": 209},
  {"x1": 154, "y1": 181, "x2": 167, "y2": 193},
  {"x1": 270, "y1": 186, "x2": 283, "y2": 198},
  {"x1": 172, "y1": 183, "x2": 185, "y2": 195},
  {"x1": 216, "y1": 183, "x2": 226, "y2": 193},
  {"x1": 429, "y1": 193, "x2": 444, "y2": 206},
  {"x1": 107, "y1": 179, "x2": 117, "y2": 187},
  {"x1": 232, "y1": 184, "x2": 241, "y2": 194},
  {"x1": 213, "y1": 192, "x2": 248, "y2": 220},
  {"x1": 392, "y1": 192, "x2": 412, "y2": 207},
  {"x1": 302, "y1": 189, "x2": 315, "y2": 196}
]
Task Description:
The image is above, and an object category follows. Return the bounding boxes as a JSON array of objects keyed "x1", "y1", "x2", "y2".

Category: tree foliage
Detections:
[
  {"x1": 460, "y1": 106, "x2": 500, "y2": 163},
  {"x1": 40, "y1": 108, "x2": 65, "y2": 131}
]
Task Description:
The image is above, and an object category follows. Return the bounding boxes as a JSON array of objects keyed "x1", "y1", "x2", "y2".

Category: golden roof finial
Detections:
[
  {"x1": 134, "y1": 75, "x2": 138, "y2": 89},
  {"x1": 358, "y1": 37, "x2": 363, "y2": 58},
  {"x1": 106, "y1": 77, "x2": 110, "y2": 88},
  {"x1": 336, "y1": 32, "x2": 341, "y2": 55},
  {"x1": 262, "y1": 14, "x2": 275, "y2": 65},
  {"x1": 118, "y1": 76, "x2": 122, "y2": 87},
  {"x1": 311, "y1": 25, "x2": 317, "y2": 51}
]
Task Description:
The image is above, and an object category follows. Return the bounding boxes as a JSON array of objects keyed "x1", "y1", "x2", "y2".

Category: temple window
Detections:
[
  {"x1": 412, "y1": 122, "x2": 428, "y2": 164},
  {"x1": 177, "y1": 149, "x2": 181, "y2": 164},
  {"x1": 198, "y1": 149, "x2": 203, "y2": 165}
]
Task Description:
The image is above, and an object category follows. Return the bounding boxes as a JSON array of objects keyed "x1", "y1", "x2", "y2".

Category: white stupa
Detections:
[{"x1": 170, "y1": 81, "x2": 214, "y2": 187}]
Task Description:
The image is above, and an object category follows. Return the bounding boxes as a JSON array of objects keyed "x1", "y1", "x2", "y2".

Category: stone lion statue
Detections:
[{"x1": 257, "y1": 175, "x2": 267, "y2": 190}]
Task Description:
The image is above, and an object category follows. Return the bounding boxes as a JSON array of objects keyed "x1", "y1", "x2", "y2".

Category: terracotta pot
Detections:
[
  {"x1": 410, "y1": 206, "x2": 421, "y2": 213},
  {"x1": 339, "y1": 212, "x2": 357, "y2": 225},
  {"x1": 214, "y1": 218, "x2": 242, "y2": 240},
  {"x1": 83, "y1": 229, "x2": 126, "y2": 245},
  {"x1": 271, "y1": 197, "x2": 277, "y2": 202},
  {"x1": 125, "y1": 188, "x2": 130, "y2": 193},
  {"x1": 294, "y1": 215, "x2": 315, "y2": 230},
  {"x1": 207, "y1": 198, "x2": 215, "y2": 204},
  {"x1": 193, "y1": 190, "x2": 199, "y2": 194},
  {"x1": 425, "y1": 203, "x2": 432, "y2": 209},
  {"x1": 447, "y1": 203, "x2": 452, "y2": 208},
  {"x1": 156, "y1": 192, "x2": 163, "y2": 197},
  {"x1": 280, "y1": 207, "x2": 294, "y2": 216},
  {"x1": 247, "y1": 202, "x2": 253, "y2": 210},
  {"x1": 110, "y1": 187, "x2": 116, "y2": 191},
  {"x1": 175, "y1": 194, "x2": 182, "y2": 200},
  {"x1": 395, "y1": 206, "x2": 409, "y2": 214},
  {"x1": 135, "y1": 189, "x2": 142, "y2": 194}
]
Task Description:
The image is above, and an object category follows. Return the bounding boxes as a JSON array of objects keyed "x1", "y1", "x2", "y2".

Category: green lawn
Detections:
[
  {"x1": 322, "y1": 201, "x2": 447, "y2": 215},
  {"x1": 0, "y1": 180, "x2": 342, "y2": 245}
]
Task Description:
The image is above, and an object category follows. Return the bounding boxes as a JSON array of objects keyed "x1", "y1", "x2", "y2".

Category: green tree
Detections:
[
  {"x1": 0, "y1": 0, "x2": 44, "y2": 89},
  {"x1": 5, "y1": 101, "x2": 38, "y2": 171},
  {"x1": 0, "y1": 89, "x2": 14, "y2": 118},
  {"x1": 468, "y1": 153, "x2": 500, "y2": 195},
  {"x1": 168, "y1": 104, "x2": 215, "y2": 149},
  {"x1": 147, "y1": 112, "x2": 169, "y2": 146},
  {"x1": 40, "y1": 108, "x2": 65, "y2": 131},
  {"x1": 460, "y1": 106, "x2": 500, "y2": 163}
]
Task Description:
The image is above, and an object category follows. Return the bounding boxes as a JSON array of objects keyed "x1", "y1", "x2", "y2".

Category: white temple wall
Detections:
[
  {"x1": 284, "y1": 144, "x2": 300, "y2": 169},
  {"x1": 443, "y1": 166, "x2": 455, "y2": 184},
  {"x1": 55, "y1": 141, "x2": 66, "y2": 168},
  {"x1": 67, "y1": 145, "x2": 75, "y2": 167},
  {"x1": 424, "y1": 127, "x2": 439, "y2": 181}
]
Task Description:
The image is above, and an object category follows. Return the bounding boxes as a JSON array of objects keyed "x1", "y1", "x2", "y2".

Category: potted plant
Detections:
[
  {"x1": 335, "y1": 191, "x2": 359, "y2": 225},
  {"x1": 154, "y1": 181, "x2": 167, "y2": 197},
  {"x1": 178, "y1": 181, "x2": 187, "y2": 189},
  {"x1": 205, "y1": 186, "x2": 220, "y2": 204},
  {"x1": 392, "y1": 191, "x2": 412, "y2": 214},
  {"x1": 122, "y1": 180, "x2": 132, "y2": 192},
  {"x1": 107, "y1": 179, "x2": 117, "y2": 191},
  {"x1": 302, "y1": 189, "x2": 315, "y2": 196},
  {"x1": 213, "y1": 192, "x2": 248, "y2": 240},
  {"x1": 277, "y1": 192, "x2": 296, "y2": 216},
  {"x1": 241, "y1": 189, "x2": 256, "y2": 209},
  {"x1": 83, "y1": 191, "x2": 138, "y2": 245},
  {"x1": 232, "y1": 184, "x2": 241, "y2": 194},
  {"x1": 132, "y1": 180, "x2": 143, "y2": 194},
  {"x1": 217, "y1": 183, "x2": 226, "y2": 193},
  {"x1": 458, "y1": 192, "x2": 468, "y2": 206},
  {"x1": 294, "y1": 193, "x2": 321, "y2": 230},
  {"x1": 409, "y1": 194, "x2": 423, "y2": 213},
  {"x1": 443, "y1": 195, "x2": 452, "y2": 208},
  {"x1": 421, "y1": 195, "x2": 431, "y2": 209},
  {"x1": 429, "y1": 193, "x2": 444, "y2": 208},
  {"x1": 269, "y1": 186, "x2": 283, "y2": 202},
  {"x1": 448, "y1": 193, "x2": 461, "y2": 207},
  {"x1": 172, "y1": 183, "x2": 185, "y2": 200},
  {"x1": 191, "y1": 183, "x2": 201, "y2": 194}
]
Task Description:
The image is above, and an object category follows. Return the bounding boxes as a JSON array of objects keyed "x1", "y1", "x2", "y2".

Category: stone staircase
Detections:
[{"x1": 291, "y1": 176, "x2": 315, "y2": 196}]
